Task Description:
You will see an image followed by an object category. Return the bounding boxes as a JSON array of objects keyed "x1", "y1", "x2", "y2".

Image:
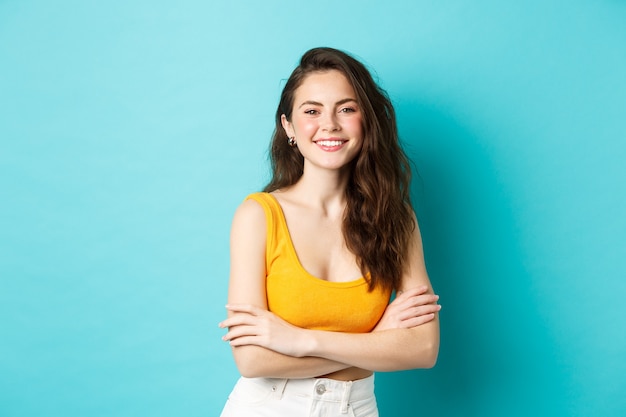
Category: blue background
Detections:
[{"x1": 1, "y1": 1, "x2": 625, "y2": 416}]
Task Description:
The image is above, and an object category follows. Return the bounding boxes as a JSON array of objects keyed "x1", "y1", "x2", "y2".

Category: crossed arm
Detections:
[{"x1": 219, "y1": 199, "x2": 440, "y2": 378}]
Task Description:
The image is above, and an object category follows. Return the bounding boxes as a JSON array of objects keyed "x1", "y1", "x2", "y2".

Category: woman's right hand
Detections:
[{"x1": 374, "y1": 286, "x2": 440, "y2": 331}]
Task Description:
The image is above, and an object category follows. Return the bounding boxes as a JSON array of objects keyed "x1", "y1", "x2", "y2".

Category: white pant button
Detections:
[{"x1": 316, "y1": 384, "x2": 326, "y2": 395}]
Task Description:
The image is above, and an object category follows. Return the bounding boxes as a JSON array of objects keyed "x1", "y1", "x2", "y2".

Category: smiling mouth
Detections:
[{"x1": 315, "y1": 139, "x2": 347, "y2": 147}]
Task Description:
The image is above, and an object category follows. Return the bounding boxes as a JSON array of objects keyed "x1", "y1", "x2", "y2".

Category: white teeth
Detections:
[{"x1": 317, "y1": 140, "x2": 344, "y2": 147}]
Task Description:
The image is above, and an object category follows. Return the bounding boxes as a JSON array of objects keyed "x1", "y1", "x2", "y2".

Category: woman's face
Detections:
[{"x1": 281, "y1": 70, "x2": 363, "y2": 173}]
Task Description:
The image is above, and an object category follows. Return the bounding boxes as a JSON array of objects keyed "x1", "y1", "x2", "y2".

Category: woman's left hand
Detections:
[
  {"x1": 374, "y1": 286, "x2": 440, "y2": 332},
  {"x1": 219, "y1": 304, "x2": 308, "y2": 357}
]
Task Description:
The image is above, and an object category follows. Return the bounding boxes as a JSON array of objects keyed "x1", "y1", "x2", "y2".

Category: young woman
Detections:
[{"x1": 219, "y1": 47, "x2": 440, "y2": 417}]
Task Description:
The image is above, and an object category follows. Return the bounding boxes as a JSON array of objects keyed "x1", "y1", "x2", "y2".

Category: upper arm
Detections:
[
  {"x1": 401, "y1": 215, "x2": 440, "y2": 366},
  {"x1": 228, "y1": 199, "x2": 268, "y2": 310},
  {"x1": 399, "y1": 215, "x2": 433, "y2": 292}
]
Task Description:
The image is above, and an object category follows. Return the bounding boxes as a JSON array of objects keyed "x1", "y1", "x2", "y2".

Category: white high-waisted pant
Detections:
[{"x1": 220, "y1": 374, "x2": 378, "y2": 417}]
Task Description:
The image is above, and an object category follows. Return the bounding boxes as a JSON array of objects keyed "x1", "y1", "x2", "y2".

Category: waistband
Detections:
[
  {"x1": 281, "y1": 375, "x2": 375, "y2": 403},
  {"x1": 249, "y1": 374, "x2": 374, "y2": 414}
]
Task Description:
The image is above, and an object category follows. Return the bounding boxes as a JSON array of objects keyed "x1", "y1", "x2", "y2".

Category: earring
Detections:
[{"x1": 288, "y1": 137, "x2": 297, "y2": 147}]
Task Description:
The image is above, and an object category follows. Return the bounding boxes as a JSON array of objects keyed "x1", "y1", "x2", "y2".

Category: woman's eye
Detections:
[
  {"x1": 340, "y1": 107, "x2": 356, "y2": 113},
  {"x1": 304, "y1": 109, "x2": 318, "y2": 115}
]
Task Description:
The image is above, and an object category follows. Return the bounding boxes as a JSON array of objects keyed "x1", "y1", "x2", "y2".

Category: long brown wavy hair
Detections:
[{"x1": 264, "y1": 47, "x2": 415, "y2": 292}]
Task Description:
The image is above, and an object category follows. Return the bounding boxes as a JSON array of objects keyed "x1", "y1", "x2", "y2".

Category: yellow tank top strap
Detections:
[{"x1": 244, "y1": 192, "x2": 283, "y2": 264}]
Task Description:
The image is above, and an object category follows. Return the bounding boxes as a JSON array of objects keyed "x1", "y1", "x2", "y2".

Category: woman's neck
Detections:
[{"x1": 286, "y1": 165, "x2": 350, "y2": 217}]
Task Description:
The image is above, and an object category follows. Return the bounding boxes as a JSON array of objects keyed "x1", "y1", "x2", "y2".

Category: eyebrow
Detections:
[{"x1": 298, "y1": 98, "x2": 358, "y2": 109}]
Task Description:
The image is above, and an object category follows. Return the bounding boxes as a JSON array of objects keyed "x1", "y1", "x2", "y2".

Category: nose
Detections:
[{"x1": 321, "y1": 112, "x2": 340, "y2": 132}]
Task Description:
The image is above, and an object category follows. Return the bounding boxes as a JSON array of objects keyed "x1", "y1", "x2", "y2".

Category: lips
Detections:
[
  {"x1": 316, "y1": 140, "x2": 345, "y2": 147},
  {"x1": 314, "y1": 138, "x2": 347, "y2": 151}
]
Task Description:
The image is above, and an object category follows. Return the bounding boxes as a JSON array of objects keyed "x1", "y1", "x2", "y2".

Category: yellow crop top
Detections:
[{"x1": 246, "y1": 192, "x2": 391, "y2": 333}]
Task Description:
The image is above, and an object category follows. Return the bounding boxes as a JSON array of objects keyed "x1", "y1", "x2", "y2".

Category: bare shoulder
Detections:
[
  {"x1": 228, "y1": 199, "x2": 267, "y2": 257},
  {"x1": 232, "y1": 198, "x2": 266, "y2": 229}
]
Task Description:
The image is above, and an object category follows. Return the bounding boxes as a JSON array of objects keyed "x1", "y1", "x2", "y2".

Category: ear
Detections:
[{"x1": 281, "y1": 114, "x2": 295, "y2": 138}]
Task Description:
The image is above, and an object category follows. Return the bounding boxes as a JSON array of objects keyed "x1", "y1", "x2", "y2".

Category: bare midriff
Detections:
[{"x1": 318, "y1": 367, "x2": 373, "y2": 381}]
